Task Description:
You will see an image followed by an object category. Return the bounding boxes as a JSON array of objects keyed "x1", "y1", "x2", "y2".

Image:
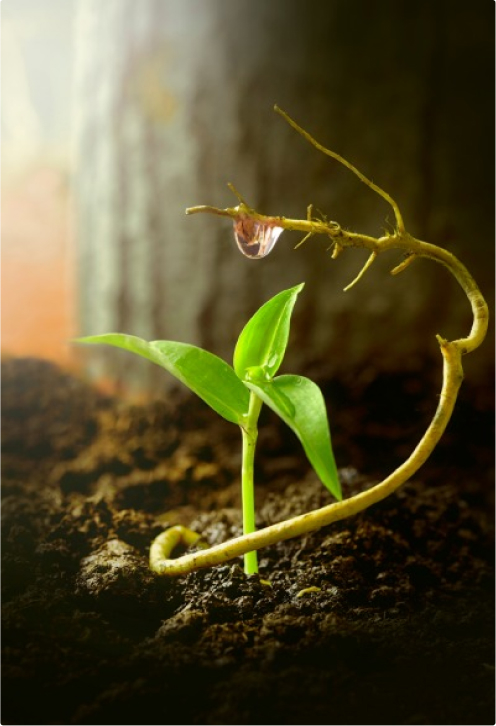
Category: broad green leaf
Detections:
[
  {"x1": 246, "y1": 374, "x2": 341, "y2": 500},
  {"x1": 74, "y1": 334, "x2": 250, "y2": 425},
  {"x1": 233, "y1": 283, "x2": 304, "y2": 381}
]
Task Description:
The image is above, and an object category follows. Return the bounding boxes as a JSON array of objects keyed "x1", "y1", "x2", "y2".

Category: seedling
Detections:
[
  {"x1": 77, "y1": 106, "x2": 488, "y2": 579},
  {"x1": 76, "y1": 283, "x2": 341, "y2": 576}
]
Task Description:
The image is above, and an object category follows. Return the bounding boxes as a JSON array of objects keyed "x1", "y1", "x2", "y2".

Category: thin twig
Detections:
[
  {"x1": 273, "y1": 105, "x2": 406, "y2": 234},
  {"x1": 151, "y1": 108, "x2": 488, "y2": 576},
  {"x1": 343, "y1": 251, "x2": 378, "y2": 291}
]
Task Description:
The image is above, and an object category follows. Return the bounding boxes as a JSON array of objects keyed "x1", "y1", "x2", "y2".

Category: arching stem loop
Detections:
[{"x1": 153, "y1": 108, "x2": 488, "y2": 576}]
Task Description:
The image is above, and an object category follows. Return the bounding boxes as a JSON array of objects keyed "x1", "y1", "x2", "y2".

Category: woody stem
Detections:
[{"x1": 149, "y1": 109, "x2": 488, "y2": 576}]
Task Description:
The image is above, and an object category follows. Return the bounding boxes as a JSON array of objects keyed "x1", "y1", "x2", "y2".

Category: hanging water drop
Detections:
[{"x1": 233, "y1": 215, "x2": 283, "y2": 259}]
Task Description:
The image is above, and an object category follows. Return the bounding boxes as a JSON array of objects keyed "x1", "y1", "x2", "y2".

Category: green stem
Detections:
[{"x1": 240, "y1": 392, "x2": 263, "y2": 575}]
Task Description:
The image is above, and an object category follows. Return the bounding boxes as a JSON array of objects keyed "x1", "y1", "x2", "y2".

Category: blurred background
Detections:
[{"x1": 2, "y1": 0, "x2": 494, "y2": 395}]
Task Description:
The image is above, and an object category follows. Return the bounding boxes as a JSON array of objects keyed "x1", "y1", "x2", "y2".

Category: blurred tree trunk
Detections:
[{"x1": 73, "y1": 0, "x2": 493, "y2": 393}]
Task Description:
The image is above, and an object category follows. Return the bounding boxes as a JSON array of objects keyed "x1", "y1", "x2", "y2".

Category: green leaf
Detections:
[
  {"x1": 246, "y1": 374, "x2": 341, "y2": 500},
  {"x1": 233, "y1": 283, "x2": 304, "y2": 381},
  {"x1": 74, "y1": 334, "x2": 250, "y2": 425}
]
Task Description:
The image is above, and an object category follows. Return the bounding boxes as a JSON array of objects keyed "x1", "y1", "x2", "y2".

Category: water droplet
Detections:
[{"x1": 233, "y1": 216, "x2": 283, "y2": 259}]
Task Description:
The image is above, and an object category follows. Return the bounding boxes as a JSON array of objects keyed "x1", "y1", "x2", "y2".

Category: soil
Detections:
[{"x1": 2, "y1": 357, "x2": 494, "y2": 725}]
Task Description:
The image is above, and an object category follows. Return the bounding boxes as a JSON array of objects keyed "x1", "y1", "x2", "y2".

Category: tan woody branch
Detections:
[{"x1": 150, "y1": 107, "x2": 488, "y2": 576}]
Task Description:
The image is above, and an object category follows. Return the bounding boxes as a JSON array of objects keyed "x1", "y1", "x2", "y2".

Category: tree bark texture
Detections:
[{"x1": 73, "y1": 0, "x2": 494, "y2": 392}]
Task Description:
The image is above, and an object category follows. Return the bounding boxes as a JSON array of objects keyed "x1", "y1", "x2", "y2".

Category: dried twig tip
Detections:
[
  {"x1": 343, "y1": 251, "x2": 378, "y2": 291},
  {"x1": 227, "y1": 183, "x2": 248, "y2": 206}
]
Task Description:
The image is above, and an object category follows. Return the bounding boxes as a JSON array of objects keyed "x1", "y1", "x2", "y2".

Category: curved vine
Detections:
[{"x1": 150, "y1": 107, "x2": 488, "y2": 576}]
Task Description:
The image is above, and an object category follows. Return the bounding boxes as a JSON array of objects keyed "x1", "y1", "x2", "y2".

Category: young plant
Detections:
[
  {"x1": 77, "y1": 106, "x2": 488, "y2": 579},
  {"x1": 172, "y1": 105, "x2": 488, "y2": 576},
  {"x1": 76, "y1": 283, "x2": 340, "y2": 576}
]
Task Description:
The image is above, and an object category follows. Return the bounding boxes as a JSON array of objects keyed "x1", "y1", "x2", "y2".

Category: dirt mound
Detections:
[{"x1": 2, "y1": 358, "x2": 494, "y2": 724}]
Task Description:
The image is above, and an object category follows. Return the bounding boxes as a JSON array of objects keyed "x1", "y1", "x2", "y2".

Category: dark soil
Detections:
[{"x1": 2, "y1": 357, "x2": 494, "y2": 725}]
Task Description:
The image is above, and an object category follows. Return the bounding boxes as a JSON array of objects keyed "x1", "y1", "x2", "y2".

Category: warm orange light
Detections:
[{"x1": 2, "y1": 167, "x2": 77, "y2": 368}]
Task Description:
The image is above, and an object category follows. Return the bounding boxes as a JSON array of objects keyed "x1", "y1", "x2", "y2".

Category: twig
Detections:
[{"x1": 152, "y1": 108, "x2": 488, "y2": 576}]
